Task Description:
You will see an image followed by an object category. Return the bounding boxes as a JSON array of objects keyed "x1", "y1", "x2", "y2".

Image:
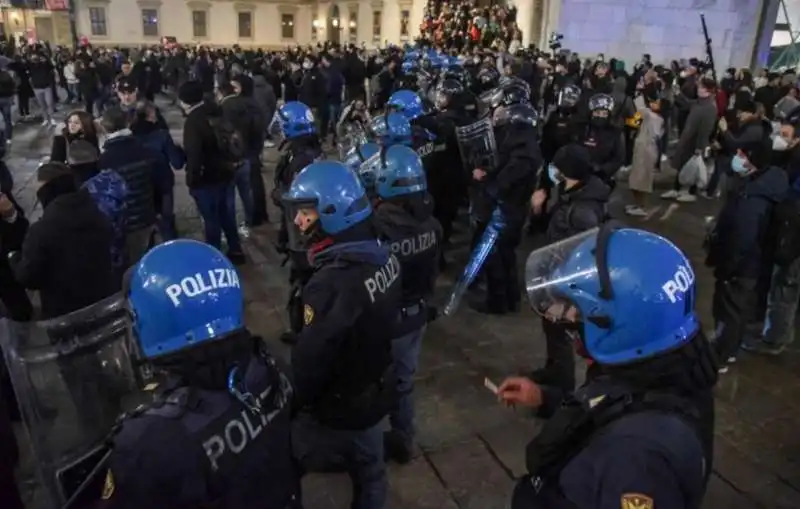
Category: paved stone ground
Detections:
[{"x1": 9, "y1": 97, "x2": 800, "y2": 508}]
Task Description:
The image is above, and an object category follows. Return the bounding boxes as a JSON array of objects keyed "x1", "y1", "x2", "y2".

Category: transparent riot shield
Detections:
[
  {"x1": 337, "y1": 121, "x2": 368, "y2": 160},
  {"x1": 357, "y1": 150, "x2": 384, "y2": 195},
  {"x1": 443, "y1": 207, "x2": 506, "y2": 316},
  {"x1": 456, "y1": 117, "x2": 498, "y2": 173},
  {"x1": 0, "y1": 294, "x2": 139, "y2": 507}
]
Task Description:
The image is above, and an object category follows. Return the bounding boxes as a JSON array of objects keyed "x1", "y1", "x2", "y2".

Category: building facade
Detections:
[{"x1": 72, "y1": 0, "x2": 427, "y2": 48}]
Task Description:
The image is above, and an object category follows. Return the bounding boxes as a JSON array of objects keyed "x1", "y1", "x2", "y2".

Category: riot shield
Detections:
[
  {"x1": 456, "y1": 117, "x2": 498, "y2": 173},
  {"x1": 0, "y1": 294, "x2": 139, "y2": 507},
  {"x1": 337, "y1": 121, "x2": 368, "y2": 160},
  {"x1": 443, "y1": 207, "x2": 506, "y2": 316},
  {"x1": 357, "y1": 150, "x2": 384, "y2": 195}
]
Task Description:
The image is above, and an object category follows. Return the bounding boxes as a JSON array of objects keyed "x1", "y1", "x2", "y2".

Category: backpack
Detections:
[
  {"x1": 770, "y1": 193, "x2": 800, "y2": 266},
  {"x1": 0, "y1": 69, "x2": 16, "y2": 97},
  {"x1": 83, "y1": 170, "x2": 128, "y2": 269},
  {"x1": 208, "y1": 115, "x2": 246, "y2": 168}
]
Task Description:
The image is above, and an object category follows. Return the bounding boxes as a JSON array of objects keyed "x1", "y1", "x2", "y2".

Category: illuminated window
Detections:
[
  {"x1": 281, "y1": 13, "x2": 294, "y2": 39},
  {"x1": 141, "y1": 8, "x2": 158, "y2": 37}
]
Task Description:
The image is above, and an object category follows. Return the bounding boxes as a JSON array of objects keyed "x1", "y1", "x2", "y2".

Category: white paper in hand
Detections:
[{"x1": 484, "y1": 377, "x2": 499, "y2": 395}]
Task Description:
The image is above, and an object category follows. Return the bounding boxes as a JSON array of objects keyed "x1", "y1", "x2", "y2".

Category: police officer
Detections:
[
  {"x1": 285, "y1": 160, "x2": 402, "y2": 509},
  {"x1": 371, "y1": 145, "x2": 442, "y2": 464},
  {"x1": 271, "y1": 101, "x2": 323, "y2": 344},
  {"x1": 101, "y1": 239, "x2": 299, "y2": 509},
  {"x1": 578, "y1": 94, "x2": 624, "y2": 190},
  {"x1": 429, "y1": 80, "x2": 474, "y2": 263},
  {"x1": 529, "y1": 144, "x2": 610, "y2": 391},
  {"x1": 499, "y1": 225, "x2": 717, "y2": 509},
  {"x1": 471, "y1": 97, "x2": 541, "y2": 315}
]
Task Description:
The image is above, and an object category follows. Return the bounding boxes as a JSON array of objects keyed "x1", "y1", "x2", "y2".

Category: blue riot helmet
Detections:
[
  {"x1": 284, "y1": 160, "x2": 372, "y2": 236},
  {"x1": 525, "y1": 225, "x2": 700, "y2": 365},
  {"x1": 127, "y1": 239, "x2": 244, "y2": 359},
  {"x1": 388, "y1": 89, "x2": 426, "y2": 121},
  {"x1": 368, "y1": 112, "x2": 413, "y2": 146},
  {"x1": 272, "y1": 101, "x2": 316, "y2": 140},
  {"x1": 373, "y1": 145, "x2": 427, "y2": 199}
]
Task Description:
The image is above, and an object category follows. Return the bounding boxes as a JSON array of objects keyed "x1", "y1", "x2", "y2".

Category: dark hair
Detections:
[
  {"x1": 67, "y1": 140, "x2": 99, "y2": 166},
  {"x1": 101, "y1": 107, "x2": 129, "y2": 134}
]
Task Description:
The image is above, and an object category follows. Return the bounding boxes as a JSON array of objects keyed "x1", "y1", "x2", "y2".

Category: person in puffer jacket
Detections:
[
  {"x1": 98, "y1": 107, "x2": 161, "y2": 267},
  {"x1": 131, "y1": 100, "x2": 185, "y2": 241}
]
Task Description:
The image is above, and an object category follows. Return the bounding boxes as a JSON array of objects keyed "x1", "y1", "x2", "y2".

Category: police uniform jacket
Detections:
[
  {"x1": 373, "y1": 197, "x2": 442, "y2": 336},
  {"x1": 100, "y1": 346, "x2": 297, "y2": 509},
  {"x1": 292, "y1": 239, "x2": 402, "y2": 430}
]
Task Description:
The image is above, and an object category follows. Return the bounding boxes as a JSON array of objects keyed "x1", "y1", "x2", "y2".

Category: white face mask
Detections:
[
  {"x1": 680, "y1": 70, "x2": 687, "y2": 78},
  {"x1": 773, "y1": 136, "x2": 790, "y2": 151},
  {"x1": 473, "y1": 56, "x2": 480, "y2": 64},
  {"x1": 302, "y1": 62, "x2": 312, "y2": 70}
]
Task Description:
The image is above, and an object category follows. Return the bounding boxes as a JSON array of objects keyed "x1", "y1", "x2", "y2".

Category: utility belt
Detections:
[{"x1": 313, "y1": 364, "x2": 397, "y2": 431}]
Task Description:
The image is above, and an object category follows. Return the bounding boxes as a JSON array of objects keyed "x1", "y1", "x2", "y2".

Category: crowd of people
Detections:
[
  {"x1": 0, "y1": 22, "x2": 797, "y2": 509},
  {"x1": 419, "y1": 0, "x2": 522, "y2": 51}
]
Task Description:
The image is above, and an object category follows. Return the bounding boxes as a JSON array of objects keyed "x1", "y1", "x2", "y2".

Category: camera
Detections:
[{"x1": 548, "y1": 32, "x2": 564, "y2": 51}]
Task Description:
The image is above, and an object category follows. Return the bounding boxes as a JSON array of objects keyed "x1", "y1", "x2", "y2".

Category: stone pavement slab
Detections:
[{"x1": 7, "y1": 97, "x2": 800, "y2": 509}]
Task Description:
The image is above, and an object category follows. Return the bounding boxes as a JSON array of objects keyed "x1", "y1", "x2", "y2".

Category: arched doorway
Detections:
[{"x1": 327, "y1": 4, "x2": 341, "y2": 44}]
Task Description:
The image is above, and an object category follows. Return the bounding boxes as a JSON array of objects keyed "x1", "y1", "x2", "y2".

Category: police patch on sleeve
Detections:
[
  {"x1": 303, "y1": 304, "x2": 314, "y2": 326},
  {"x1": 101, "y1": 469, "x2": 115, "y2": 500},
  {"x1": 621, "y1": 493, "x2": 653, "y2": 509}
]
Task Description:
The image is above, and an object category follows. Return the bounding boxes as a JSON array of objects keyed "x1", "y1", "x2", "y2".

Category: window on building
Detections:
[
  {"x1": 348, "y1": 11, "x2": 357, "y2": 43},
  {"x1": 141, "y1": 8, "x2": 159, "y2": 37},
  {"x1": 400, "y1": 10, "x2": 409, "y2": 39},
  {"x1": 238, "y1": 12, "x2": 252, "y2": 38},
  {"x1": 372, "y1": 10, "x2": 381, "y2": 42},
  {"x1": 191, "y1": 10, "x2": 207, "y2": 38},
  {"x1": 281, "y1": 14, "x2": 294, "y2": 39},
  {"x1": 88, "y1": 7, "x2": 107, "y2": 36}
]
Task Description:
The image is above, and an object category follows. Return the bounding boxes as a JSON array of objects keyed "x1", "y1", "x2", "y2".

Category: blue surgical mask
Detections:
[
  {"x1": 731, "y1": 155, "x2": 749, "y2": 174},
  {"x1": 548, "y1": 164, "x2": 561, "y2": 184}
]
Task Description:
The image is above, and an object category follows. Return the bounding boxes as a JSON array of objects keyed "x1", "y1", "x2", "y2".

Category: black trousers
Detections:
[
  {"x1": 712, "y1": 276, "x2": 758, "y2": 361},
  {"x1": 249, "y1": 155, "x2": 269, "y2": 225},
  {"x1": 484, "y1": 218, "x2": 523, "y2": 311}
]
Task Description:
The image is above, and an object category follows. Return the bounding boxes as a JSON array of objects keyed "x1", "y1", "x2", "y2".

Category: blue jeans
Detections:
[
  {"x1": 157, "y1": 190, "x2": 177, "y2": 241},
  {"x1": 233, "y1": 160, "x2": 254, "y2": 226},
  {"x1": 389, "y1": 324, "x2": 425, "y2": 444},
  {"x1": 190, "y1": 182, "x2": 242, "y2": 253},
  {"x1": 292, "y1": 413, "x2": 387, "y2": 509},
  {"x1": 0, "y1": 98, "x2": 12, "y2": 139}
]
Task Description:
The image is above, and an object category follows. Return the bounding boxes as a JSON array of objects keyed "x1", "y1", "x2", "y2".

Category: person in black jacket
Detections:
[
  {"x1": 29, "y1": 53, "x2": 56, "y2": 127},
  {"x1": 98, "y1": 107, "x2": 159, "y2": 267},
  {"x1": 471, "y1": 102, "x2": 540, "y2": 315},
  {"x1": 529, "y1": 144, "x2": 611, "y2": 390},
  {"x1": 49, "y1": 109, "x2": 100, "y2": 165},
  {"x1": 179, "y1": 81, "x2": 245, "y2": 265},
  {"x1": 9, "y1": 162, "x2": 117, "y2": 319},
  {"x1": 298, "y1": 57, "x2": 330, "y2": 142},
  {"x1": 0, "y1": 164, "x2": 31, "y2": 322}
]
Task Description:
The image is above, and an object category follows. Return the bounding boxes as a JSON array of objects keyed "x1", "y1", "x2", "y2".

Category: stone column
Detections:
[{"x1": 514, "y1": 0, "x2": 535, "y2": 47}]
